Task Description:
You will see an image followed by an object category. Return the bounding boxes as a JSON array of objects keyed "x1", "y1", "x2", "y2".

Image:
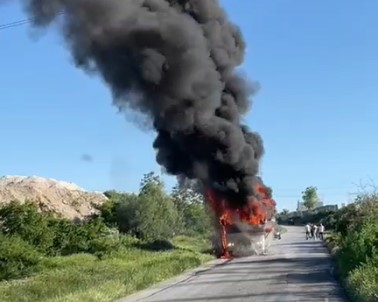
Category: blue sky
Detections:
[{"x1": 0, "y1": 1, "x2": 377, "y2": 211}]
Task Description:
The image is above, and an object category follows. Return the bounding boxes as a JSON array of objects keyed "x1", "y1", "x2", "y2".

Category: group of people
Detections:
[{"x1": 305, "y1": 223, "x2": 325, "y2": 240}]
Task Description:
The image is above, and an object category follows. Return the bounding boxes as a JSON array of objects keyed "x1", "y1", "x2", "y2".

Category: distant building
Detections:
[
  {"x1": 316, "y1": 205, "x2": 338, "y2": 212},
  {"x1": 296, "y1": 200, "x2": 324, "y2": 211}
]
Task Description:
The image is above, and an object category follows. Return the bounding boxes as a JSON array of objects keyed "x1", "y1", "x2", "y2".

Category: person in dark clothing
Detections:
[{"x1": 310, "y1": 224, "x2": 315, "y2": 239}]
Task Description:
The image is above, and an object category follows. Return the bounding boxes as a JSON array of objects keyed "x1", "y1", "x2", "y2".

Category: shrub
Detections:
[
  {"x1": 336, "y1": 217, "x2": 378, "y2": 277},
  {"x1": 171, "y1": 185, "x2": 212, "y2": 236},
  {"x1": 333, "y1": 194, "x2": 378, "y2": 236},
  {"x1": 118, "y1": 234, "x2": 140, "y2": 246},
  {"x1": 325, "y1": 232, "x2": 342, "y2": 245},
  {"x1": 88, "y1": 229, "x2": 123, "y2": 258},
  {"x1": 101, "y1": 173, "x2": 180, "y2": 241},
  {"x1": 136, "y1": 189, "x2": 178, "y2": 241},
  {"x1": 0, "y1": 201, "x2": 122, "y2": 258},
  {"x1": 0, "y1": 201, "x2": 55, "y2": 253},
  {"x1": 88, "y1": 237, "x2": 122, "y2": 259},
  {"x1": 324, "y1": 194, "x2": 378, "y2": 301},
  {"x1": 50, "y1": 217, "x2": 112, "y2": 255},
  {"x1": 100, "y1": 193, "x2": 141, "y2": 235},
  {"x1": 321, "y1": 212, "x2": 338, "y2": 229},
  {"x1": 347, "y1": 256, "x2": 378, "y2": 302},
  {"x1": 47, "y1": 218, "x2": 81, "y2": 255},
  {"x1": 0, "y1": 235, "x2": 41, "y2": 281}
]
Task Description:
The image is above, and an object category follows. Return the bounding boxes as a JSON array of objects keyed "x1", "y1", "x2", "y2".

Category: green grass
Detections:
[
  {"x1": 346, "y1": 258, "x2": 378, "y2": 302},
  {"x1": 172, "y1": 235, "x2": 212, "y2": 253},
  {"x1": 0, "y1": 236, "x2": 214, "y2": 302},
  {"x1": 325, "y1": 232, "x2": 378, "y2": 301}
]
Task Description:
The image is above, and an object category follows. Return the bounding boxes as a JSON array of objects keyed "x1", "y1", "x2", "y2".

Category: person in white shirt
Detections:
[
  {"x1": 313, "y1": 224, "x2": 318, "y2": 239},
  {"x1": 318, "y1": 223, "x2": 325, "y2": 240},
  {"x1": 305, "y1": 223, "x2": 311, "y2": 240}
]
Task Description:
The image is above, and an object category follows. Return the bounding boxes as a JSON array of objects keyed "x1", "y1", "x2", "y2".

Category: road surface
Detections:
[{"x1": 120, "y1": 226, "x2": 348, "y2": 302}]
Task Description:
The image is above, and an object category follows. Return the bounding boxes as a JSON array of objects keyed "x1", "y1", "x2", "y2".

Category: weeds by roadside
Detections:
[
  {"x1": 324, "y1": 193, "x2": 378, "y2": 302},
  {"x1": 0, "y1": 237, "x2": 213, "y2": 302},
  {"x1": 0, "y1": 172, "x2": 215, "y2": 302}
]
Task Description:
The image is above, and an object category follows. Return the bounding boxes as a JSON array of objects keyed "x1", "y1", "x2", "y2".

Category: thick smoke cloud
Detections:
[{"x1": 20, "y1": 0, "x2": 264, "y2": 203}]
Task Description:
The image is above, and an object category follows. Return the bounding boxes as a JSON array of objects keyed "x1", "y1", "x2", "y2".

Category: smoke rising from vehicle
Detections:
[{"x1": 19, "y1": 0, "x2": 265, "y2": 203}]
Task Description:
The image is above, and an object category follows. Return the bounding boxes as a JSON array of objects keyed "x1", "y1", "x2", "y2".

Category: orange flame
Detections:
[{"x1": 205, "y1": 185, "x2": 277, "y2": 258}]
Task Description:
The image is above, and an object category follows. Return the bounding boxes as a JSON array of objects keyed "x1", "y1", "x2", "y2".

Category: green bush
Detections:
[
  {"x1": 101, "y1": 173, "x2": 213, "y2": 240},
  {"x1": 321, "y1": 212, "x2": 338, "y2": 229},
  {"x1": 47, "y1": 218, "x2": 81, "y2": 255},
  {"x1": 49, "y1": 217, "x2": 113, "y2": 256},
  {"x1": 136, "y1": 187, "x2": 178, "y2": 241},
  {"x1": 101, "y1": 173, "x2": 180, "y2": 241},
  {"x1": 0, "y1": 201, "x2": 55, "y2": 253},
  {"x1": 325, "y1": 232, "x2": 342, "y2": 245},
  {"x1": 324, "y1": 193, "x2": 378, "y2": 300},
  {"x1": 333, "y1": 194, "x2": 378, "y2": 236},
  {"x1": 347, "y1": 256, "x2": 378, "y2": 302},
  {"x1": 337, "y1": 220, "x2": 378, "y2": 276},
  {"x1": 113, "y1": 195, "x2": 141, "y2": 235},
  {"x1": 118, "y1": 234, "x2": 140, "y2": 246},
  {"x1": 0, "y1": 172, "x2": 215, "y2": 285},
  {"x1": 100, "y1": 192, "x2": 140, "y2": 234},
  {"x1": 88, "y1": 235, "x2": 123, "y2": 258},
  {"x1": 171, "y1": 185, "x2": 212, "y2": 236},
  {"x1": 0, "y1": 235, "x2": 41, "y2": 281}
]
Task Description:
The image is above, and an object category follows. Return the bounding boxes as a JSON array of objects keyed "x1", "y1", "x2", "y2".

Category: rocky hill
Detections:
[{"x1": 0, "y1": 176, "x2": 108, "y2": 220}]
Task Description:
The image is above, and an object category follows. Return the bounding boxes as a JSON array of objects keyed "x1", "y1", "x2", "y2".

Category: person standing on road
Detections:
[
  {"x1": 318, "y1": 223, "x2": 325, "y2": 240},
  {"x1": 310, "y1": 224, "x2": 315, "y2": 239},
  {"x1": 312, "y1": 224, "x2": 318, "y2": 239},
  {"x1": 305, "y1": 223, "x2": 311, "y2": 240}
]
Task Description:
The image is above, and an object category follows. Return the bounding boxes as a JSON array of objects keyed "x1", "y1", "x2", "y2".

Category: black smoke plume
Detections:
[{"x1": 20, "y1": 0, "x2": 265, "y2": 204}]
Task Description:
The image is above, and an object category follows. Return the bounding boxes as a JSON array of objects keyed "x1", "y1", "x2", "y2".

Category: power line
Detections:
[
  {"x1": 0, "y1": 12, "x2": 64, "y2": 30},
  {"x1": 0, "y1": 18, "x2": 32, "y2": 30}
]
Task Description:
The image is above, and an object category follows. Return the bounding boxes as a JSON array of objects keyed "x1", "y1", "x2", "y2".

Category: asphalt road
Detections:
[{"x1": 120, "y1": 226, "x2": 348, "y2": 302}]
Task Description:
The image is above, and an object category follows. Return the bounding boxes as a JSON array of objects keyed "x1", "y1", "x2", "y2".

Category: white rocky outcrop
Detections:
[{"x1": 0, "y1": 176, "x2": 108, "y2": 220}]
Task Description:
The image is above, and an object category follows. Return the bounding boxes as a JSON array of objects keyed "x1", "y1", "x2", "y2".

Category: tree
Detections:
[
  {"x1": 276, "y1": 209, "x2": 290, "y2": 224},
  {"x1": 171, "y1": 184, "x2": 211, "y2": 235},
  {"x1": 100, "y1": 173, "x2": 180, "y2": 240},
  {"x1": 302, "y1": 186, "x2": 319, "y2": 210},
  {"x1": 100, "y1": 192, "x2": 140, "y2": 234},
  {"x1": 281, "y1": 209, "x2": 290, "y2": 216},
  {"x1": 136, "y1": 172, "x2": 179, "y2": 241}
]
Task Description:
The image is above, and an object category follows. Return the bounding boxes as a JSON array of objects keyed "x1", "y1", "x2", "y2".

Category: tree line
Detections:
[{"x1": 0, "y1": 172, "x2": 212, "y2": 281}]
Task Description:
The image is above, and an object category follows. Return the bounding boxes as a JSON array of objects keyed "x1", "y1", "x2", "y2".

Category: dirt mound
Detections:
[{"x1": 0, "y1": 176, "x2": 108, "y2": 220}]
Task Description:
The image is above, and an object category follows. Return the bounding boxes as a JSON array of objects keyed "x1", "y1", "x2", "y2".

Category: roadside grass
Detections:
[
  {"x1": 172, "y1": 234, "x2": 212, "y2": 253},
  {"x1": 0, "y1": 236, "x2": 214, "y2": 302},
  {"x1": 346, "y1": 257, "x2": 378, "y2": 302},
  {"x1": 324, "y1": 231, "x2": 378, "y2": 302},
  {"x1": 325, "y1": 235, "x2": 378, "y2": 302}
]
